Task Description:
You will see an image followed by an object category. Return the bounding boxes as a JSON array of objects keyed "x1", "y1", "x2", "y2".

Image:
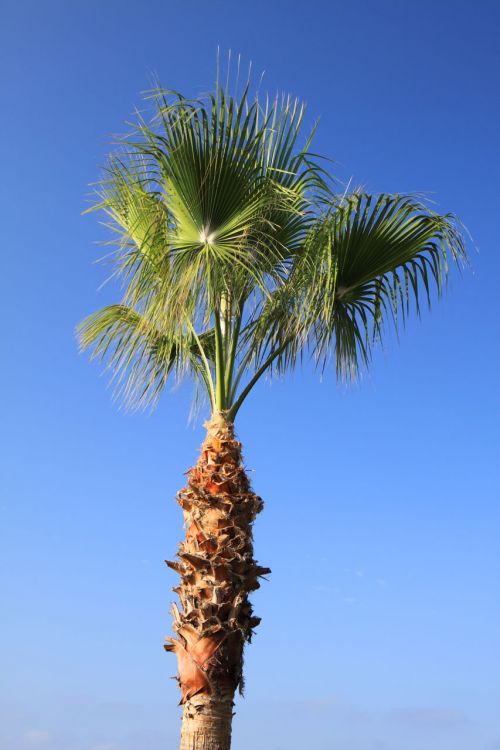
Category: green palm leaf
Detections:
[
  {"x1": 79, "y1": 75, "x2": 467, "y2": 418},
  {"x1": 78, "y1": 304, "x2": 215, "y2": 410},
  {"x1": 298, "y1": 193, "x2": 467, "y2": 379}
]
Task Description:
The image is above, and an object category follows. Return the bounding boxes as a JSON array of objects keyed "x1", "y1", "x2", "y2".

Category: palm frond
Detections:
[
  {"x1": 77, "y1": 304, "x2": 215, "y2": 410},
  {"x1": 298, "y1": 193, "x2": 467, "y2": 378},
  {"x1": 126, "y1": 85, "x2": 319, "y2": 305}
]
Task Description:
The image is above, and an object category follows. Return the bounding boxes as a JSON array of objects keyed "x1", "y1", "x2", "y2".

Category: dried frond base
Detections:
[{"x1": 165, "y1": 417, "x2": 269, "y2": 719}]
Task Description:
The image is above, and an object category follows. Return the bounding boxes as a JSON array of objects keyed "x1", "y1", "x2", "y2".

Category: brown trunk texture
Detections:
[{"x1": 165, "y1": 417, "x2": 269, "y2": 750}]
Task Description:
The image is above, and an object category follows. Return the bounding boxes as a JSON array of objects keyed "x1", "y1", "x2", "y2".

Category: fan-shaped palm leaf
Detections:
[{"x1": 79, "y1": 81, "x2": 467, "y2": 420}]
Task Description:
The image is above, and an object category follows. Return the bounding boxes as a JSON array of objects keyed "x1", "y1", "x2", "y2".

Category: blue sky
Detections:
[{"x1": 1, "y1": 1, "x2": 499, "y2": 749}]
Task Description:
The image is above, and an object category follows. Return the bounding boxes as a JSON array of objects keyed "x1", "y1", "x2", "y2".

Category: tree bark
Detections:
[
  {"x1": 179, "y1": 693, "x2": 233, "y2": 750},
  {"x1": 165, "y1": 416, "x2": 269, "y2": 750}
]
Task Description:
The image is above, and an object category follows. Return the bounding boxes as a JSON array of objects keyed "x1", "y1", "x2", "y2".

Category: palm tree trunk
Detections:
[{"x1": 165, "y1": 416, "x2": 269, "y2": 750}]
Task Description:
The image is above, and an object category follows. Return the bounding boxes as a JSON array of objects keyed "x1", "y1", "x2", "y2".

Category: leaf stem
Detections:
[
  {"x1": 185, "y1": 319, "x2": 216, "y2": 411},
  {"x1": 214, "y1": 308, "x2": 226, "y2": 411},
  {"x1": 224, "y1": 299, "x2": 244, "y2": 399},
  {"x1": 227, "y1": 341, "x2": 288, "y2": 421}
]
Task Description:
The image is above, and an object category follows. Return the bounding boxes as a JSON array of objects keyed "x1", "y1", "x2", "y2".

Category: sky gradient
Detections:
[{"x1": 1, "y1": 1, "x2": 499, "y2": 749}]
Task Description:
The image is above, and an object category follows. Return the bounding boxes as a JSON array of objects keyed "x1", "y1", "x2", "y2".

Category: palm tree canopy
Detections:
[{"x1": 78, "y1": 78, "x2": 467, "y2": 420}]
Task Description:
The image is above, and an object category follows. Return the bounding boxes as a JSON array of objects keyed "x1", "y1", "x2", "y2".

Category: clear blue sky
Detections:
[{"x1": 1, "y1": 2, "x2": 499, "y2": 749}]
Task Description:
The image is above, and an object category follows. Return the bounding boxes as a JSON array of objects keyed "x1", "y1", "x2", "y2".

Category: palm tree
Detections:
[{"x1": 78, "y1": 75, "x2": 466, "y2": 750}]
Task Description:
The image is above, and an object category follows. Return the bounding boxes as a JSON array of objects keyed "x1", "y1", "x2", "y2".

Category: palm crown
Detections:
[{"x1": 78, "y1": 80, "x2": 466, "y2": 421}]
